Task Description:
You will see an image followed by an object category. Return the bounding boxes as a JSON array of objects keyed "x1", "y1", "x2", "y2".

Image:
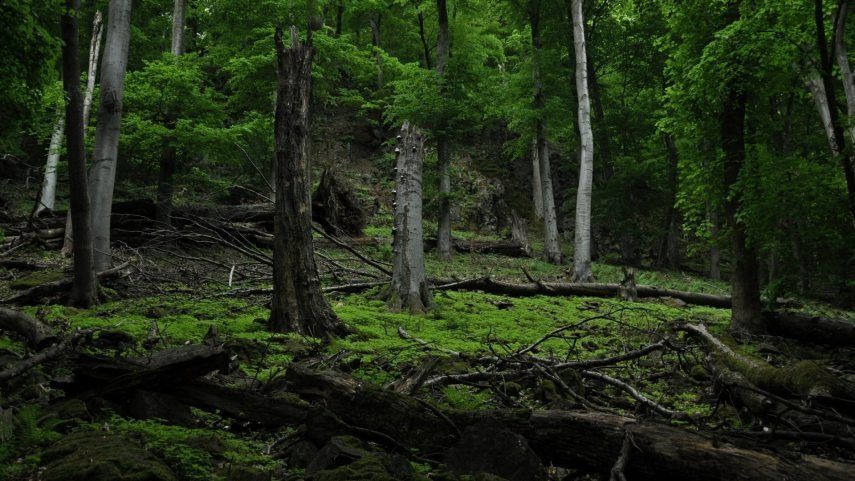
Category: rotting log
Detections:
[
  {"x1": 282, "y1": 365, "x2": 854, "y2": 481},
  {"x1": 1, "y1": 262, "x2": 131, "y2": 306},
  {"x1": 680, "y1": 323, "x2": 855, "y2": 413},
  {"x1": 0, "y1": 307, "x2": 57, "y2": 349},
  {"x1": 425, "y1": 238, "x2": 532, "y2": 258},
  {"x1": 765, "y1": 310, "x2": 855, "y2": 346}
]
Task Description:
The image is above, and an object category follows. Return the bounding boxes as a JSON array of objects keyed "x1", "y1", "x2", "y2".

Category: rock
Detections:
[
  {"x1": 444, "y1": 420, "x2": 546, "y2": 481},
  {"x1": 307, "y1": 435, "x2": 417, "y2": 480},
  {"x1": 228, "y1": 465, "x2": 271, "y2": 481},
  {"x1": 128, "y1": 390, "x2": 194, "y2": 426},
  {"x1": 41, "y1": 431, "x2": 177, "y2": 481}
]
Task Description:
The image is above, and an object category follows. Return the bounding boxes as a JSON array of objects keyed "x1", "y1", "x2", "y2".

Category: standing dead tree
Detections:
[
  {"x1": 387, "y1": 122, "x2": 432, "y2": 314},
  {"x1": 269, "y1": 26, "x2": 349, "y2": 338}
]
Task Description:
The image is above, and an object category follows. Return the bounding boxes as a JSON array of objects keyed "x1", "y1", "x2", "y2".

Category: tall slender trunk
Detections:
[
  {"x1": 530, "y1": 0, "x2": 562, "y2": 265},
  {"x1": 335, "y1": 1, "x2": 343, "y2": 36},
  {"x1": 34, "y1": 112, "x2": 65, "y2": 216},
  {"x1": 814, "y1": 0, "x2": 855, "y2": 222},
  {"x1": 62, "y1": 0, "x2": 98, "y2": 307},
  {"x1": 657, "y1": 134, "x2": 680, "y2": 271},
  {"x1": 88, "y1": 0, "x2": 132, "y2": 271},
  {"x1": 722, "y1": 90, "x2": 764, "y2": 333},
  {"x1": 156, "y1": 0, "x2": 187, "y2": 225},
  {"x1": 571, "y1": 0, "x2": 594, "y2": 281},
  {"x1": 55, "y1": 10, "x2": 101, "y2": 231},
  {"x1": 709, "y1": 205, "x2": 721, "y2": 281},
  {"x1": 269, "y1": 26, "x2": 346, "y2": 338},
  {"x1": 369, "y1": 12, "x2": 384, "y2": 89},
  {"x1": 834, "y1": 1, "x2": 855, "y2": 222},
  {"x1": 388, "y1": 122, "x2": 432, "y2": 314},
  {"x1": 418, "y1": 10, "x2": 432, "y2": 70},
  {"x1": 171, "y1": 0, "x2": 186, "y2": 56},
  {"x1": 435, "y1": 0, "x2": 453, "y2": 260},
  {"x1": 531, "y1": 139, "x2": 543, "y2": 219}
]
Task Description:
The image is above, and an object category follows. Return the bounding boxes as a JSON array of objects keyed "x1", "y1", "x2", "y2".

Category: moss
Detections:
[
  {"x1": 9, "y1": 271, "x2": 66, "y2": 290},
  {"x1": 40, "y1": 431, "x2": 177, "y2": 481},
  {"x1": 313, "y1": 455, "x2": 427, "y2": 481}
]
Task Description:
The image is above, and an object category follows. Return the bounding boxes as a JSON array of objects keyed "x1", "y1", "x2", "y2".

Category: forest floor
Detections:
[{"x1": 2, "y1": 220, "x2": 855, "y2": 481}]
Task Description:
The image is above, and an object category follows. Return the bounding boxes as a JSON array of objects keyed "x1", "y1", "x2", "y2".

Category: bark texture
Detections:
[
  {"x1": 88, "y1": 0, "x2": 132, "y2": 271},
  {"x1": 530, "y1": 1, "x2": 562, "y2": 265},
  {"x1": 83, "y1": 10, "x2": 104, "y2": 132},
  {"x1": 170, "y1": 0, "x2": 186, "y2": 56},
  {"x1": 571, "y1": 0, "x2": 594, "y2": 282},
  {"x1": 531, "y1": 139, "x2": 543, "y2": 219},
  {"x1": 61, "y1": 0, "x2": 98, "y2": 307},
  {"x1": 388, "y1": 122, "x2": 433, "y2": 314},
  {"x1": 34, "y1": 112, "x2": 65, "y2": 216},
  {"x1": 721, "y1": 89, "x2": 763, "y2": 333},
  {"x1": 435, "y1": 0, "x2": 453, "y2": 260},
  {"x1": 269, "y1": 26, "x2": 347, "y2": 338}
]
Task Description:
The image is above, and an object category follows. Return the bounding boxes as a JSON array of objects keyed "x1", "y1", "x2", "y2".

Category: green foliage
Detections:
[{"x1": 0, "y1": 406, "x2": 61, "y2": 479}]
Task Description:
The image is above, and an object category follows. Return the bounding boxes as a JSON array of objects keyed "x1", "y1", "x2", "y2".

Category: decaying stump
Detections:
[
  {"x1": 312, "y1": 168, "x2": 366, "y2": 237},
  {"x1": 386, "y1": 122, "x2": 432, "y2": 314},
  {"x1": 268, "y1": 25, "x2": 348, "y2": 338}
]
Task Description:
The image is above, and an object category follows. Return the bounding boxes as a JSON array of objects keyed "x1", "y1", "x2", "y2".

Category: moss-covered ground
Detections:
[{"x1": 1, "y1": 232, "x2": 853, "y2": 481}]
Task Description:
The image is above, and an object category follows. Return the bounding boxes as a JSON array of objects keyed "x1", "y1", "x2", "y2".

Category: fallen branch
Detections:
[{"x1": 0, "y1": 328, "x2": 94, "y2": 383}]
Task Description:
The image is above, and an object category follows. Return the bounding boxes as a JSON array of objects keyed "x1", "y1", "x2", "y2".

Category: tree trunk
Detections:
[
  {"x1": 721, "y1": 90, "x2": 764, "y2": 334},
  {"x1": 530, "y1": 139, "x2": 543, "y2": 219},
  {"x1": 657, "y1": 134, "x2": 680, "y2": 270},
  {"x1": 369, "y1": 12, "x2": 384, "y2": 89},
  {"x1": 435, "y1": 0, "x2": 453, "y2": 261},
  {"x1": 56, "y1": 10, "x2": 102, "y2": 238},
  {"x1": 334, "y1": 1, "x2": 343, "y2": 36},
  {"x1": 170, "y1": 0, "x2": 186, "y2": 56},
  {"x1": 88, "y1": 0, "x2": 132, "y2": 272},
  {"x1": 155, "y1": 0, "x2": 187, "y2": 225},
  {"x1": 530, "y1": 1, "x2": 562, "y2": 265},
  {"x1": 814, "y1": 0, "x2": 855, "y2": 222},
  {"x1": 418, "y1": 9, "x2": 432, "y2": 70},
  {"x1": 61, "y1": 0, "x2": 98, "y2": 308},
  {"x1": 834, "y1": 1, "x2": 855, "y2": 222},
  {"x1": 388, "y1": 122, "x2": 432, "y2": 314},
  {"x1": 571, "y1": 0, "x2": 594, "y2": 282},
  {"x1": 34, "y1": 112, "x2": 64, "y2": 216},
  {"x1": 269, "y1": 26, "x2": 347, "y2": 338},
  {"x1": 83, "y1": 10, "x2": 104, "y2": 132},
  {"x1": 708, "y1": 204, "x2": 721, "y2": 280}
]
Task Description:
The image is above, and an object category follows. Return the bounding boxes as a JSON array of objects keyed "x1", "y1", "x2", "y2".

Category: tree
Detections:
[
  {"x1": 269, "y1": 26, "x2": 349, "y2": 338},
  {"x1": 156, "y1": 0, "x2": 188, "y2": 224},
  {"x1": 388, "y1": 121, "x2": 433, "y2": 313},
  {"x1": 61, "y1": 0, "x2": 98, "y2": 307},
  {"x1": 570, "y1": 0, "x2": 594, "y2": 281},
  {"x1": 88, "y1": 0, "x2": 132, "y2": 271},
  {"x1": 530, "y1": 0, "x2": 562, "y2": 265},
  {"x1": 436, "y1": 0, "x2": 453, "y2": 260}
]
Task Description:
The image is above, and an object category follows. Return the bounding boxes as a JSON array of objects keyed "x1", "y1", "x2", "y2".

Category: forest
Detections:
[{"x1": 1, "y1": 0, "x2": 855, "y2": 480}]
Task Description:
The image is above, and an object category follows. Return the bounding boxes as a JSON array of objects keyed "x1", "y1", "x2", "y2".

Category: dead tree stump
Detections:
[{"x1": 387, "y1": 122, "x2": 432, "y2": 314}]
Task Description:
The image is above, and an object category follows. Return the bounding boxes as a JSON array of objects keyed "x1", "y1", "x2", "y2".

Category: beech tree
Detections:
[
  {"x1": 435, "y1": 0, "x2": 453, "y2": 260},
  {"x1": 570, "y1": 0, "x2": 594, "y2": 281},
  {"x1": 88, "y1": 0, "x2": 132, "y2": 271},
  {"x1": 269, "y1": 26, "x2": 349, "y2": 338}
]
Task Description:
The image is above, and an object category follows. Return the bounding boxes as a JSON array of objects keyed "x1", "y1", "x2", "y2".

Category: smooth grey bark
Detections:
[
  {"x1": 34, "y1": 112, "x2": 65, "y2": 216},
  {"x1": 531, "y1": 139, "x2": 543, "y2": 220},
  {"x1": 52, "y1": 10, "x2": 101, "y2": 225},
  {"x1": 435, "y1": 0, "x2": 453, "y2": 260},
  {"x1": 88, "y1": 0, "x2": 132, "y2": 271},
  {"x1": 62, "y1": 0, "x2": 98, "y2": 307},
  {"x1": 530, "y1": 0, "x2": 562, "y2": 265},
  {"x1": 835, "y1": 2, "x2": 855, "y2": 173},
  {"x1": 570, "y1": 0, "x2": 594, "y2": 281},
  {"x1": 269, "y1": 26, "x2": 347, "y2": 338},
  {"x1": 806, "y1": 73, "x2": 840, "y2": 156},
  {"x1": 171, "y1": 0, "x2": 186, "y2": 56},
  {"x1": 83, "y1": 10, "x2": 104, "y2": 131},
  {"x1": 388, "y1": 121, "x2": 432, "y2": 314}
]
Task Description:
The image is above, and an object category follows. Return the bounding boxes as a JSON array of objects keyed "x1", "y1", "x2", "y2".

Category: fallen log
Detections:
[
  {"x1": 0, "y1": 306, "x2": 57, "y2": 349},
  {"x1": 0, "y1": 328, "x2": 93, "y2": 383},
  {"x1": 425, "y1": 238, "x2": 532, "y2": 258},
  {"x1": 680, "y1": 323, "x2": 855, "y2": 413},
  {"x1": 433, "y1": 277, "x2": 732, "y2": 309},
  {"x1": 765, "y1": 310, "x2": 855, "y2": 346},
  {"x1": 282, "y1": 365, "x2": 854, "y2": 481},
  {"x1": 1, "y1": 261, "x2": 131, "y2": 305}
]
